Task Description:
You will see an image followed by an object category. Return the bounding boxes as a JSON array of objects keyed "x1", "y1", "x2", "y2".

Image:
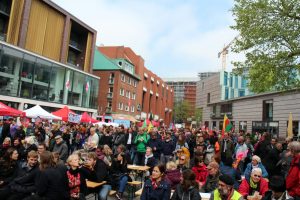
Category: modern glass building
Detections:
[
  {"x1": 220, "y1": 70, "x2": 251, "y2": 100},
  {"x1": 0, "y1": 41, "x2": 99, "y2": 112}
]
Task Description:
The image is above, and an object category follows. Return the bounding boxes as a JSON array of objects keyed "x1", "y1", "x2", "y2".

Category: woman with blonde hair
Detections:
[
  {"x1": 66, "y1": 154, "x2": 87, "y2": 200},
  {"x1": 165, "y1": 161, "x2": 182, "y2": 189}
]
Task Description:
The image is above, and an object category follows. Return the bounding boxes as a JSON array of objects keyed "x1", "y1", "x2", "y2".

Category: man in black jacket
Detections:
[{"x1": 7, "y1": 150, "x2": 39, "y2": 200}]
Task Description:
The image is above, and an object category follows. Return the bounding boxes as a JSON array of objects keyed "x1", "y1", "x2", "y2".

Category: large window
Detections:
[
  {"x1": 263, "y1": 100, "x2": 273, "y2": 121},
  {"x1": 0, "y1": 42, "x2": 99, "y2": 109},
  {"x1": 224, "y1": 72, "x2": 228, "y2": 86},
  {"x1": 0, "y1": 46, "x2": 22, "y2": 97},
  {"x1": 49, "y1": 64, "x2": 65, "y2": 103},
  {"x1": 69, "y1": 71, "x2": 85, "y2": 107},
  {"x1": 32, "y1": 58, "x2": 51, "y2": 101}
]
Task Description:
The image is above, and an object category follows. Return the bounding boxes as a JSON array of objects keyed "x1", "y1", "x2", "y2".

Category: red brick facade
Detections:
[{"x1": 96, "y1": 46, "x2": 173, "y2": 126}]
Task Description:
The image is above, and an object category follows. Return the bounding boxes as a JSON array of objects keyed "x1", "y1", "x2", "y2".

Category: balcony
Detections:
[
  {"x1": 107, "y1": 92, "x2": 113, "y2": 99},
  {"x1": 108, "y1": 79, "x2": 114, "y2": 84},
  {"x1": 69, "y1": 40, "x2": 82, "y2": 52}
]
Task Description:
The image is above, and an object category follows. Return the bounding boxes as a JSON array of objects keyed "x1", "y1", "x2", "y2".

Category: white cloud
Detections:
[{"x1": 52, "y1": 0, "x2": 243, "y2": 77}]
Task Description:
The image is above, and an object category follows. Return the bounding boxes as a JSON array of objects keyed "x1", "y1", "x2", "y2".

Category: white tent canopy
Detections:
[
  {"x1": 94, "y1": 121, "x2": 119, "y2": 127},
  {"x1": 24, "y1": 105, "x2": 62, "y2": 120}
]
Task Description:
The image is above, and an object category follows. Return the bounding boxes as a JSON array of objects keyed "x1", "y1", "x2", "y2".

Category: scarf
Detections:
[
  {"x1": 67, "y1": 170, "x2": 81, "y2": 198},
  {"x1": 250, "y1": 178, "x2": 258, "y2": 189},
  {"x1": 151, "y1": 178, "x2": 160, "y2": 189},
  {"x1": 145, "y1": 154, "x2": 153, "y2": 165}
]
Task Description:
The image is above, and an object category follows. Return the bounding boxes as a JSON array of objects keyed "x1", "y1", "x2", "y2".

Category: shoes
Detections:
[{"x1": 116, "y1": 192, "x2": 122, "y2": 200}]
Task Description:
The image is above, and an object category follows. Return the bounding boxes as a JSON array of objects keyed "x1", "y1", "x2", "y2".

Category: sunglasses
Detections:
[{"x1": 253, "y1": 174, "x2": 261, "y2": 178}]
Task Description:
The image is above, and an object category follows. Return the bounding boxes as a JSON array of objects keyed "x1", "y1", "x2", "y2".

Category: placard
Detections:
[{"x1": 68, "y1": 113, "x2": 82, "y2": 123}]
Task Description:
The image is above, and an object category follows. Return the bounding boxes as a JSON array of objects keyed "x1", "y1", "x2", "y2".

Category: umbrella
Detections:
[
  {"x1": 24, "y1": 105, "x2": 61, "y2": 120},
  {"x1": 51, "y1": 106, "x2": 75, "y2": 122},
  {"x1": 81, "y1": 112, "x2": 99, "y2": 123},
  {"x1": 0, "y1": 102, "x2": 24, "y2": 117}
]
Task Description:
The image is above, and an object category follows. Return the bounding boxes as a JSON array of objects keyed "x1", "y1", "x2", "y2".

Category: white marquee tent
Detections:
[{"x1": 24, "y1": 105, "x2": 62, "y2": 120}]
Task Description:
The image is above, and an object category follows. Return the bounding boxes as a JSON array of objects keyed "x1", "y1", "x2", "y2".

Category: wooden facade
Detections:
[{"x1": 2, "y1": 0, "x2": 96, "y2": 72}]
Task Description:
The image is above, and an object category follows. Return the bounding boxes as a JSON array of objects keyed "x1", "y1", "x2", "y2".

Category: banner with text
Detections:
[{"x1": 68, "y1": 113, "x2": 82, "y2": 124}]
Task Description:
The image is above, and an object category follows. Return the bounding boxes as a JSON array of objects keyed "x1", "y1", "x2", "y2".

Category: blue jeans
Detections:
[
  {"x1": 119, "y1": 176, "x2": 128, "y2": 193},
  {"x1": 98, "y1": 184, "x2": 111, "y2": 200}
]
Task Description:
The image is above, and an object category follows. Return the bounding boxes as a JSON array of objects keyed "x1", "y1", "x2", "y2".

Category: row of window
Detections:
[
  {"x1": 120, "y1": 74, "x2": 137, "y2": 87},
  {"x1": 119, "y1": 88, "x2": 136, "y2": 99},
  {"x1": 0, "y1": 43, "x2": 99, "y2": 109},
  {"x1": 224, "y1": 72, "x2": 247, "y2": 88},
  {"x1": 118, "y1": 103, "x2": 135, "y2": 112}
]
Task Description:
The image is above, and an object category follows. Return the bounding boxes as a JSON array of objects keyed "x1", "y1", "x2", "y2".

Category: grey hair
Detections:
[
  {"x1": 251, "y1": 167, "x2": 262, "y2": 175},
  {"x1": 288, "y1": 141, "x2": 300, "y2": 154}
]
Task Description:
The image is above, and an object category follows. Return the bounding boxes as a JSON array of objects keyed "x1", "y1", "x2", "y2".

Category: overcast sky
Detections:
[{"x1": 52, "y1": 0, "x2": 242, "y2": 78}]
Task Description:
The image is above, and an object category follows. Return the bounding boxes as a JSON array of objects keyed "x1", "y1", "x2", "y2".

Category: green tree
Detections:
[
  {"x1": 231, "y1": 0, "x2": 300, "y2": 93},
  {"x1": 173, "y1": 100, "x2": 192, "y2": 123}
]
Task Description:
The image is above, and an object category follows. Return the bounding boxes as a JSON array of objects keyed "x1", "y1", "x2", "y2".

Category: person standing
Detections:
[
  {"x1": 53, "y1": 135, "x2": 68, "y2": 162},
  {"x1": 134, "y1": 128, "x2": 149, "y2": 165},
  {"x1": 285, "y1": 141, "x2": 300, "y2": 199}
]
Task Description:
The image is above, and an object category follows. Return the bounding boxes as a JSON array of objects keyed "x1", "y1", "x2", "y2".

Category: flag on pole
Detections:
[
  {"x1": 287, "y1": 112, "x2": 293, "y2": 138},
  {"x1": 65, "y1": 80, "x2": 70, "y2": 89},
  {"x1": 148, "y1": 121, "x2": 153, "y2": 132},
  {"x1": 222, "y1": 114, "x2": 232, "y2": 135},
  {"x1": 142, "y1": 120, "x2": 147, "y2": 128},
  {"x1": 85, "y1": 82, "x2": 89, "y2": 92}
]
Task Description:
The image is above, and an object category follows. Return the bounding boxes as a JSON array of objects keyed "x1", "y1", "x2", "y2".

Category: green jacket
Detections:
[{"x1": 134, "y1": 132, "x2": 149, "y2": 152}]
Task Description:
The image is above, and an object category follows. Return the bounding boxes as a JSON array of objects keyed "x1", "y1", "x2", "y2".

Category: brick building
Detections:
[
  {"x1": 0, "y1": 0, "x2": 99, "y2": 114},
  {"x1": 93, "y1": 46, "x2": 174, "y2": 126},
  {"x1": 164, "y1": 77, "x2": 199, "y2": 116}
]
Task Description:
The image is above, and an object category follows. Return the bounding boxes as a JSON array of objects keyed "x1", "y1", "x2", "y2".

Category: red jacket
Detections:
[
  {"x1": 286, "y1": 154, "x2": 300, "y2": 197},
  {"x1": 238, "y1": 178, "x2": 268, "y2": 197},
  {"x1": 192, "y1": 164, "x2": 208, "y2": 184}
]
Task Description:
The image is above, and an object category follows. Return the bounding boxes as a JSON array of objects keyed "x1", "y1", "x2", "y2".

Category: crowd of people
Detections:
[{"x1": 0, "y1": 117, "x2": 299, "y2": 200}]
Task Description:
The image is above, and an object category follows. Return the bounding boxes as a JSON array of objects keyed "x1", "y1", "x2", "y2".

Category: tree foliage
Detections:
[
  {"x1": 231, "y1": 0, "x2": 300, "y2": 92},
  {"x1": 173, "y1": 100, "x2": 192, "y2": 123}
]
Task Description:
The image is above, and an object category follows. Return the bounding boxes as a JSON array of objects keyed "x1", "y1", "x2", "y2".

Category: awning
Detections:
[
  {"x1": 111, "y1": 114, "x2": 137, "y2": 122},
  {"x1": 24, "y1": 105, "x2": 61, "y2": 120},
  {"x1": 0, "y1": 102, "x2": 24, "y2": 117}
]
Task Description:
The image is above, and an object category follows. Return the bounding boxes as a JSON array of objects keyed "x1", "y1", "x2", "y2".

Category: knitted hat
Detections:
[{"x1": 219, "y1": 174, "x2": 234, "y2": 186}]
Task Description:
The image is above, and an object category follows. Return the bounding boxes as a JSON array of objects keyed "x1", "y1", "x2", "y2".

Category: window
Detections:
[
  {"x1": 132, "y1": 93, "x2": 136, "y2": 100},
  {"x1": 118, "y1": 102, "x2": 123, "y2": 110},
  {"x1": 128, "y1": 91, "x2": 131, "y2": 99},
  {"x1": 224, "y1": 72, "x2": 228, "y2": 86},
  {"x1": 121, "y1": 74, "x2": 125, "y2": 82},
  {"x1": 131, "y1": 106, "x2": 135, "y2": 112},
  {"x1": 221, "y1": 103, "x2": 232, "y2": 114},
  {"x1": 263, "y1": 100, "x2": 273, "y2": 121},
  {"x1": 133, "y1": 80, "x2": 137, "y2": 87},
  {"x1": 241, "y1": 77, "x2": 247, "y2": 88},
  {"x1": 235, "y1": 76, "x2": 238, "y2": 88},
  {"x1": 229, "y1": 75, "x2": 233, "y2": 87},
  {"x1": 0, "y1": 46, "x2": 23, "y2": 97},
  {"x1": 207, "y1": 93, "x2": 210, "y2": 103},
  {"x1": 231, "y1": 89, "x2": 234, "y2": 98},
  {"x1": 239, "y1": 90, "x2": 245, "y2": 97},
  {"x1": 225, "y1": 87, "x2": 229, "y2": 100},
  {"x1": 125, "y1": 91, "x2": 129, "y2": 98},
  {"x1": 125, "y1": 105, "x2": 129, "y2": 111},
  {"x1": 49, "y1": 64, "x2": 65, "y2": 103},
  {"x1": 127, "y1": 77, "x2": 130, "y2": 84},
  {"x1": 239, "y1": 121, "x2": 247, "y2": 132},
  {"x1": 119, "y1": 88, "x2": 124, "y2": 96},
  {"x1": 287, "y1": 121, "x2": 299, "y2": 137},
  {"x1": 33, "y1": 58, "x2": 51, "y2": 101},
  {"x1": 107, "y1": 101, "x2": 112, "y2": 108}
]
